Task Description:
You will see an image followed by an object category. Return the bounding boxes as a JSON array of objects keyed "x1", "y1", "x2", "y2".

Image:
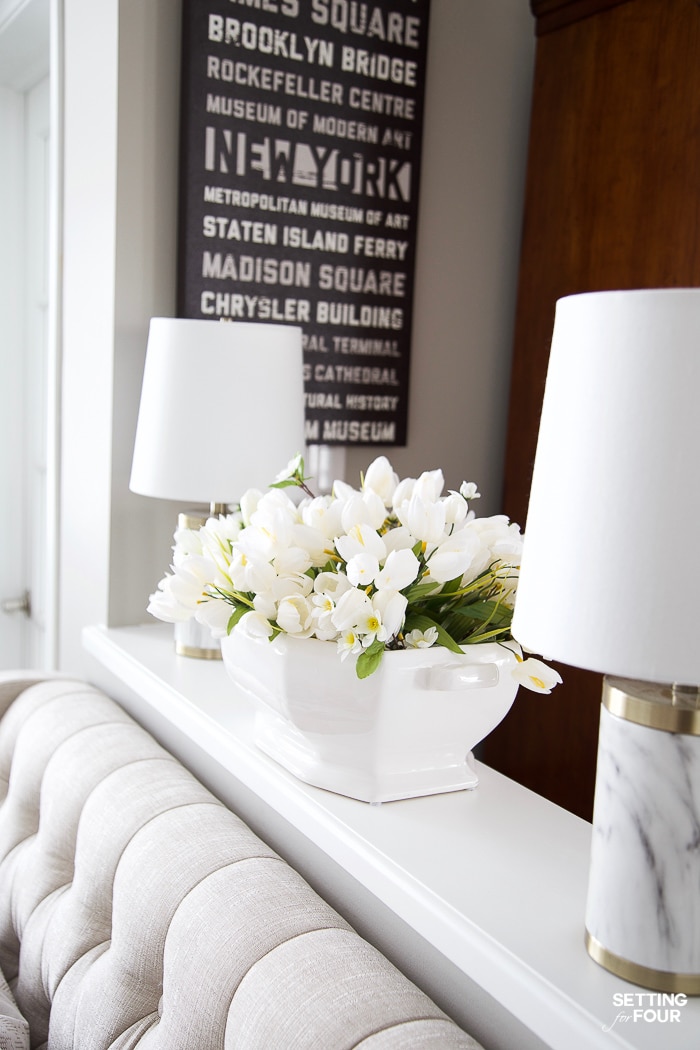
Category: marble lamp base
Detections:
[
  {"x1": 585, "y1": 678, "x2": 700, "y2": 993},
  {"x1": 172, "y1": 510, "x2": 224, "y2": 661}
]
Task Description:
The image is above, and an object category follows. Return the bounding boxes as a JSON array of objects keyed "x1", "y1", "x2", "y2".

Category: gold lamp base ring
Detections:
[{"x1": 585, "y1": 930, "x2": 700, "y2": 995}]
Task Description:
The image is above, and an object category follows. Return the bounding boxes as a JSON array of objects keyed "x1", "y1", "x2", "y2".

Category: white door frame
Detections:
[{"x1": 0, "y1": 0, "x2": 61, "y2": 668}]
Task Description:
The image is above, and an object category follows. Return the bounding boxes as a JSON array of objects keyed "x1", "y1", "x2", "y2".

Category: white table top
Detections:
[{"x1": 83, "y1": 623, "x2": 700, "y2": 1050}]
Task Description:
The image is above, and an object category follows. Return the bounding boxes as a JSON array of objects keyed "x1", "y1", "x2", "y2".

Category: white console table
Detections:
[{"x1": 83, "y1": 623, "x2": 700, "y2": 1050}]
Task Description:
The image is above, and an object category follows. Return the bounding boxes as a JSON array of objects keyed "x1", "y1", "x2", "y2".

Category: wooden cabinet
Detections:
[{"x1": 481, "y1": 0, "x2": 700, "y2": 819}]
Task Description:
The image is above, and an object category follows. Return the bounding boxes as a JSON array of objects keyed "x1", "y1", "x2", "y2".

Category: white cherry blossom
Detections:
[
  {"x1": 404, "y1": 627, "x2": 439, "y2": 648},
  {"x1": 337, "y1": 629, "x2": 363, "y2": 660},
  {"x1": 459, "y1": 481, "x2": 480, "y2": 501},
  {"x1": 356, "y1": 604, "x2": 387, "y2": 647}
]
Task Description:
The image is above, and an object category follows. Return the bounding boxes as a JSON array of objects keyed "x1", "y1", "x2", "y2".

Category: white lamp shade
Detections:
[
  {"x1": 130, "y1": 319, "x2": 305, "y2": 504},
  {"x1": 512, "y1": 288, "x2": 700, "y2": 685}
]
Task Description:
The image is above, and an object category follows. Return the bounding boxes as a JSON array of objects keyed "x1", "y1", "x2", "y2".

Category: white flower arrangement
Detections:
[{"x1": 148, "y1": 455, "x2": 561, "y2": 692}]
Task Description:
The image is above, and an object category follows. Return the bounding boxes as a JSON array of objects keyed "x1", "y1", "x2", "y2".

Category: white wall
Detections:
[
  {"x1": 59, "y1": 0, "x2": 183, "y2": 671},
  {"x1": 346, "y1": 4, "x2": 534, "y2": 503},
  {"x1": 58, "y1": 0, "x2": 535, "y2": 675}
]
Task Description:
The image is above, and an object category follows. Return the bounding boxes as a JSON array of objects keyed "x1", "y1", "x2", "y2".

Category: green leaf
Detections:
[
  {"x1": 403, "y1": 613, "x2": 464, "y2": 655},
  {"x1": 402, "y1": 580, "x2": 441, "y2": 603},
  {"x1": 450, "y1": 600, "x2": 511, "y2": 627},
  {"x1": 226, "y1": 605, "x2": 250, "y2": 634},
  {"x1": 356, "y1": 639, "x2": 384, "y2": 679},
  {"x1": 463, "y1": 625, "x2": 512, "y2": 643},
  {"x1": 440, "y1": 599, "x2": 513, "y2": 645},
  {"x1": 269, "y1": 478, "x2": 299, "y2": 490}
]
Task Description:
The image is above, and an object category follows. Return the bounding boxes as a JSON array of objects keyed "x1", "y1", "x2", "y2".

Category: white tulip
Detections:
[
  {"x1": 374, "y1": 547, "x2": 420, "y2": 592},
  {"x1": 413, "y1": 468, "x2": 444, "y2": 503},
  {"x1": 228, "y1": 549, "x2": 276, "y2": 594},
  {"x1": 362, "y1": 455, "x2": 399, "y2": 506},
  {"x1": 346, "y1": 552, "x2": 380, "y2": 588},
  {"x1": 270, "y1": 572, "x2": 313, "y2": 601},
  {"x1": 240, "y1": 611, "x2": 274, "y2": 639},
  {"x1": 311, "y1": 591, "x2": 337, "y2": 638},
  {"x1": 426, "y1": 530, "x2": 481, "y2": 584},
  {"x1": 291, "y1": 523, "x2": 331, "y2": 566},
  {"x1": 335, "y1": 523, "x2": 387, "y2": 564},
  {"x1": 193, "y1": 597, "x2": 232, "y2": 637},
  {"x1": 272, "y1": 545, "x2": 312, "y2": 576},
  {"x1": 252, "y1": 591, "x2": 277, "y2": 621},
  {"x1": 382, "y1": 525, "x2": 417, "y2": 555},
  {"x1": 512, "y1": 658, "x2": 562, "y2": 694},
  {"x1": 443, "y1": 492, "x2": 469, "y2": 527},
  {"x1": 391, "y1": 476, "x2": 416, "y2": 513},
  {"x1": 277, "y1": 594, "x2": 314, "y2": 637},
  {"x1": 331, "y1": 587, "x2": 372, "y2": 631},
  {"x1": 340, "y1": 490, "x2": 386, "y2": 533},
  {"x1": 147, "y1": 582, "x2": 193, "y2": 623},
  {"x1": 300, "y1": 496, "x2": 344, "y2": 541},
  {"x1": 172, "y1": 525, "x2": 205, "y2": 559},
  {"x1": 156, "y1": 555, "x2": 217, "y2": 618},
  {"x1": 313, "y1": 571, "x2": 353, "y2": 600},
  {"x1": 331, "y1": 479, "x2": 359, "y2": 503},
  {"x1": 239, "y1": 488, "x2": 263, "y2": 526},
  {"x1": 396, "y1": 492, "x2": 446, "y2": 545},
  {"x1": 371, "y1": 589, "x2": 407, "y2": 640}
]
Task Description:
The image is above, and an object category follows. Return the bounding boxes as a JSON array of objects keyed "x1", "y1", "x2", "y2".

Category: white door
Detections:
[{"x1": 0, "y1": 0, "x2": 53, "y2": 669}]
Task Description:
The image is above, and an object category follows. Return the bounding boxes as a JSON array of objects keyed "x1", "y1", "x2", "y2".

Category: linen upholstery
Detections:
[
  {"x1": 0, "y1": 963, "x2": 29, "y2": 1049},
  {"x1": 0, "y1": 673, "x2": 482, "y2": 1050}
]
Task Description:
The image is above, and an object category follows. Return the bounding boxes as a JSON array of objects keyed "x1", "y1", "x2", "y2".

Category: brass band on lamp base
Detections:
[
  {"x1": 603, "y1": 677, "x2": 700, "y2": 736},
  {"x1": 178, "y1": 505, "x2": 229, "y2": 531},
  {"x1": 175, "y1": 641, "x2": 222, "y2": 660},
  {"x1": 172, "y1": 508, "x2": 227, "y2": 661},
  {"x1": 585, "y1": 931, "x2": 700, "y2": 996},
  {"x1": 585, "y1": 677, "x2": 700, "y2": 993}
]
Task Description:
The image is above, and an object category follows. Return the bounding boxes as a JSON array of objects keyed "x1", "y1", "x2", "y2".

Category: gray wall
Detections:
[{"x1": 59, "y1": 0, "x2": 535, "y2": 674}]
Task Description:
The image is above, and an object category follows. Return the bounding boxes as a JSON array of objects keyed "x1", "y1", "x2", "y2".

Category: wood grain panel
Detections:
[
  {"x1": 482, "y1": 0, "x2": 700, "y2": 820},
  {"x1": 531, "y1": 0, "x2": 633, "y2": 35}
]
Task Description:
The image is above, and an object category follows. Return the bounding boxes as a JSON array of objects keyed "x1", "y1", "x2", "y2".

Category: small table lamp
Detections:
[
  {"x1": 512, "y1": 288, "x2": 700, "y2": 993},
  {"x1": 130, "y1": 317, "x2": 305, "y2": 657}
]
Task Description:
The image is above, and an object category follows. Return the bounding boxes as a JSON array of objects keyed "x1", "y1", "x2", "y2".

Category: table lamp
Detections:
[
  {"x1": 130, "y1": 317, "x2": 305, "y2": 657},
  {"x1": 512, "y1": 288, "x2": 700, "y2": 993}
]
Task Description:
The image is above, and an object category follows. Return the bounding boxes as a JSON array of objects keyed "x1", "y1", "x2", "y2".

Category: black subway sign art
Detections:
[{"x1": 177, "y1": 0, "x2": 431, "y2": 446}]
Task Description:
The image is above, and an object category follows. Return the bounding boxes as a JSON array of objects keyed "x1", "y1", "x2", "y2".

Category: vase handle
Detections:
[{"x1": 427, "y1": 662, "x2": 499, "y2": 691}]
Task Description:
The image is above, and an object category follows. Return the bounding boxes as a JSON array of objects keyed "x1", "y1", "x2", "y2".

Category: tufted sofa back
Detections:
[{"x1": 0, "y1": 674, "x2": 481, "y2": 1050}]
